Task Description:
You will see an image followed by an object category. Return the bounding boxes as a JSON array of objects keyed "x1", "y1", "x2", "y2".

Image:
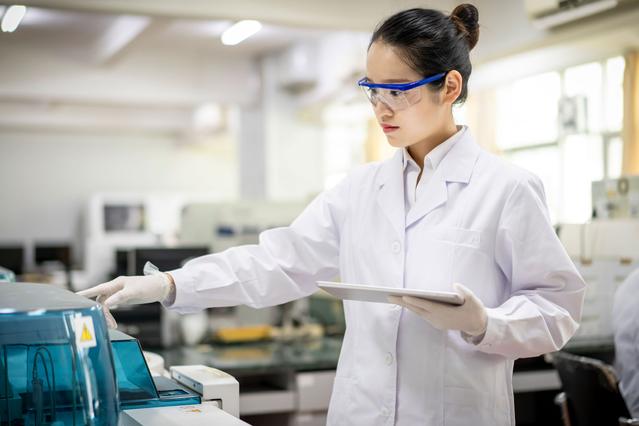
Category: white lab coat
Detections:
[
  {"x1": 169, "y1": 129, "x2": 585, "y2": 425},
  {"x1": 613, "y1": 268, "x2": 639, "y2": 418}
]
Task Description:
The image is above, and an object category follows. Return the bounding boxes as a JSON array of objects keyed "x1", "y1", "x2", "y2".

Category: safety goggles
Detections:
[{"x1": 357, "y1": 72, "x2": 447, "y2": 111}]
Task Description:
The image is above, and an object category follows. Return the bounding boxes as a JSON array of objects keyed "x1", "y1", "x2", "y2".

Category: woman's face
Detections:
[{"x1": 365, "y1": 41, "x2": 452, "y2": 149}]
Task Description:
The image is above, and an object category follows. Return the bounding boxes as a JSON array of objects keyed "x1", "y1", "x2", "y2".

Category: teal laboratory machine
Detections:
[{"x1": 1, "y1": 283, "x2": 245, "y2": 426}]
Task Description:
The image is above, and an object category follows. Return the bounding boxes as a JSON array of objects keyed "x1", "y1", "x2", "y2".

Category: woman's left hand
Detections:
[{"x1": 389, "y1": 283, "x2": 488, "y2": 337}]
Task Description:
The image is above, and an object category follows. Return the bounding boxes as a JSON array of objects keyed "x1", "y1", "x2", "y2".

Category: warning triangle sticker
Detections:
[
  {"x1": 74, "y1": 316, "x2": 97, "y2": 349},
  {"x1": 81, "y1": 324, "x2": 93, "y2": 342}
]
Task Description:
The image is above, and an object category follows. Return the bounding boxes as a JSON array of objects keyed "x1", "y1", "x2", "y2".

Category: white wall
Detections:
[
  {"x1": 0, "y1": 16, "x2": 255, "y2": 256},
  {"x1": 262, "y1": 49, "x2": 326, "y2": 201},
  {"x1": 262, "y1": 32, "x2": 371, "y2": 200},
  {"x1": 0, "y1": 130, "x2": 237, "y2": 245}
]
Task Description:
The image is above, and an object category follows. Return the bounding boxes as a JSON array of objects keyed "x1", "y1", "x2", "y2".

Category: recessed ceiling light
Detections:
[
  {"x1": 221, "y1": 20, "x2": 262, "y2": 46},
  {"x1": 1, "y1": 5, "x2": 27, "y2": 33}
]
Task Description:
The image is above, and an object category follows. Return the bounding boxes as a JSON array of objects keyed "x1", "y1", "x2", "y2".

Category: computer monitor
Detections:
[
  {"x1": 34, "y1": 244, "x2": 72, "y2": 267},
  {"x1": 103, "y1": 204, "x2": 146, "y2": 232},
  {"x1": 130, "y1": 247, "x2": 210, "y2": 276},
  {"x1": 0, "y1": 246, "x2": 24, "y2": 275}
]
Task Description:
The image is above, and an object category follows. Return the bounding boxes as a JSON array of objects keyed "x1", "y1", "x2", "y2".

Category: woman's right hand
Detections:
[{"x1": 77, "y1": 273, "x2": 174, "y2": 328}]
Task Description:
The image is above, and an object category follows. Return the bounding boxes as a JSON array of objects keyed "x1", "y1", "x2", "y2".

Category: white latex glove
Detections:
[
  {"x1": 96, "y1": 294, "x2": 118, "y2": 329},
  {"x1": 77, "y1": 273, "x2": 173, "y2": 328},
  {"x1": 389, "y1": 283, "x2": 488, "y2": 337}
]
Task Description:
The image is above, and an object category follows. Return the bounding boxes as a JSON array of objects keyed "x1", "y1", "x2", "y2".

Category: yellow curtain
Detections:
[
  {"x1": 465, "y1": 89, "x2": 500, "y2": 154},
  {"x1": 622, "y1": 50, "x2": 639, "y2": 174}
]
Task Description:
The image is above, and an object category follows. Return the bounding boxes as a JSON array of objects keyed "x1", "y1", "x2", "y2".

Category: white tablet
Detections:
[{"x1": 317, "y1": 281, "x2": 464, "y2": 306}]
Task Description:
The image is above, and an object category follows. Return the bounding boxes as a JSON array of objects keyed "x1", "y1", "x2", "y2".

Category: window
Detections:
[
  {"x1": 496, "y1": 72, "x2": 561, "y2": 149},
  {"x1": 495, "y1": 56, "x2": 625, "y2": 223}
]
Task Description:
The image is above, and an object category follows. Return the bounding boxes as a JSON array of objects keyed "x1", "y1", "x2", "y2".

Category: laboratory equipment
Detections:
[
  {"x1": 0, "y1": 282, "x2": 247, "y2": 425},
  {"x1": 179, "y1": 201, "x2": 306, "y2": 252},
  {"x1": 111, "y1": 329, "x2": 200, "y2": 411},
  {"x1": 114, "y1": 330, "x2": 246, "y2": 425},
  {"x1": 558, "y1": 220, "x2": 639, "y2": 344},
  {"x1": 0, "y1": 267, "x2": 15, "y2": 283},
  {"x1": 0, "y1": 246, "x2": 24, "y2": 276},
  {"x1": 116, "y1": 333, "x2": 246, "y2": 425},
  {"x1": 169, "y1": 365, "x2": 239, "y2": 417},
  {"x1": 127, "y1": 247, "x2": 209, "y2": 276},
  {"x1": 0, "y1": 282, "x2": 120, "y2": 425},
  {"x1": 82, "y1": 192, "x2": 214, "y2": 287},
  {"x1": 178, "y1": 200, "x2": 310, "y2": 342},
  {"x1": 592, "y1": 176, "x2": 639, "y2": 219},
  {"x1": 107, "y1": 247, "x2": 209, "y2": 349},
  {"x1": 34, "y1": 244, "x2": 73, "y2": 289}
]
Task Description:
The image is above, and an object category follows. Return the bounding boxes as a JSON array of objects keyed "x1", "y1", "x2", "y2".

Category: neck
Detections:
[{"x1": 407, "y1": 120, "x2": 459, "y2": 170}]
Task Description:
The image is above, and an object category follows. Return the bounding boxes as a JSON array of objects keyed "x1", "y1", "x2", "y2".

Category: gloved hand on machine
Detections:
[{"x1": 77, "y1": 262, "x2": 175, "y2": 329}]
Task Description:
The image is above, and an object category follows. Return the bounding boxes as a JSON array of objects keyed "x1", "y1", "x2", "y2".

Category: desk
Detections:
[{"x1": 159, "y1": 336, "x2": 616, "y2": 426}]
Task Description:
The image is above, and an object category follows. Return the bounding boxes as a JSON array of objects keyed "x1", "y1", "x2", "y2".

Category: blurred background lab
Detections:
[{"x1": 1, "y1": 0, "x2": 639, "y2": 425}]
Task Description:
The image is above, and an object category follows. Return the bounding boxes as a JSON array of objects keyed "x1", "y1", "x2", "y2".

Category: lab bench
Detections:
[
  {"x1": 159, "y1": 337, "x2": 342, "y2": 425},
  {"x1": 158, "y1": 336, "x2": 615, "y2": 426}
]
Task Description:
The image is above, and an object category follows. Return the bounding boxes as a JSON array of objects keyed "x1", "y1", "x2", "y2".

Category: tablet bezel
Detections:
[{"x1": 317, "y1": 281, "x2": 465, "y2": 306}]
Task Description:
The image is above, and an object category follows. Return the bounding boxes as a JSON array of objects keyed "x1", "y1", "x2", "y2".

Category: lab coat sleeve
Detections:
[
  {"x1": 613, "y1": 277, "x2": 639, "y2": 418},
  {"x1": 617, "y1": 317, "x2": 639, "y2": 418},
  {"x1": 165, "y1": 179, "x2": 349, "y2": 314},
  {"x1": 474, "y1": 175, "x2": 586, "y2": 358}
]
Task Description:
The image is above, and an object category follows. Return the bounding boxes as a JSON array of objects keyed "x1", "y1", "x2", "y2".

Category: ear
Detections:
[{"x1": 441, "y1": 70, "x2": 463, "y2": 105}]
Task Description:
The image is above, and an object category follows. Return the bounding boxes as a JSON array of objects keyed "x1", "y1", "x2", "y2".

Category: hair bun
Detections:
[{"x1": 451, "y1": 3, "x2": 479, "y2": 50}]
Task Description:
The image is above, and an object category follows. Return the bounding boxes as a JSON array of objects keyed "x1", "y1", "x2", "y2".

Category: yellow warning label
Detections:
[
  {"x1": 81, "y1": 324, "x2": 93, "y2": 342},
  {"x1": 74, "y1": 316, "x2": 97, "y2": 349}
]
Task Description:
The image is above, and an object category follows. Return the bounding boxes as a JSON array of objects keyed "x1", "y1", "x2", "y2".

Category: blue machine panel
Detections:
[{"x1": 1, "y1": 282, "x2": 119, "y2": 425}]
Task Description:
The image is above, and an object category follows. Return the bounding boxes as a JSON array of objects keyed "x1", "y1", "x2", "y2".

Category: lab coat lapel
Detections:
[
  {"x1": 375, "y1": 150, "x2": 405, "y2": 237},
  {"x1": 405, "y1": 130, "x2": 481, "y2": 229},
  {"x1": 405, "y1": 171, "x2": 447, "y2": 228}
]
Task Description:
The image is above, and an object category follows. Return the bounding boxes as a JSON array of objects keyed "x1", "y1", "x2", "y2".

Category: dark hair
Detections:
[{"x1": 370, "y1": 4, "x2": 480, "y2": 105}]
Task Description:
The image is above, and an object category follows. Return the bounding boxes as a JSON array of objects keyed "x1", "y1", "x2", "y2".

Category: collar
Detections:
[
  {"x1": 377, "y1": 125, "x2": 480, "y2": 188},
  {"x1": 401, "y1": 125, "x2": 466, "y2": 172}
]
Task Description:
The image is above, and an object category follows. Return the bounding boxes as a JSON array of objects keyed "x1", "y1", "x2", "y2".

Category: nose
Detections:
[{"x1": 373, "y1": 99, "x2": 394, "y2": 119}]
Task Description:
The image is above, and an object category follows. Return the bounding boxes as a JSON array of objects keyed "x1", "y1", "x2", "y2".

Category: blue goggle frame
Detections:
[{"x1": 357, "y1": 72, "x2": 447, "y2": 91}]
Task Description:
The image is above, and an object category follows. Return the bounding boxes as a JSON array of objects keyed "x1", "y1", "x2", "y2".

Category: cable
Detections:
[
  {"x1": 32, "y1": 351, "x2": 48, "y2": 426},
  {"x1": 32, "y1": 348, "x2": 57, "y2": 425},
  {"x1": 3, "y1": 345, "x2": 10, "y2": 425},
  {"x1": 36, "y1": 347, "x2": 56, "y2": 421},
  {"x1": 69, "y1": 343, "x2": 77, "y2": 426}
]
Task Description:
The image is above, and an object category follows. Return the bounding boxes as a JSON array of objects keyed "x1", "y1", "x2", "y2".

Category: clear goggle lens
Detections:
[
  {"x1": 360, "y1": 86, "x2": 422, "y2": 111},
  {"x1": 357, "y1": 72, "x2": 447, "y2": 112}
]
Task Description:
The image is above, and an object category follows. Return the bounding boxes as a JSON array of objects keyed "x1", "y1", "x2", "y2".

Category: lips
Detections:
[{"x1": 381, "y1": 124, "x2": 399, "y2": 133}]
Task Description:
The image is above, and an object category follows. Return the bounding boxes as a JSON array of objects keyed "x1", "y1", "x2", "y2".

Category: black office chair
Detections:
[{"x1": 549, "y1": 351, "x2": 639, "y2": 426}]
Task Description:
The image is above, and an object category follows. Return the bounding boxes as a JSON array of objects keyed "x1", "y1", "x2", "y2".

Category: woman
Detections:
[{"x1": 80, "y1": 4, "x2": 585, "y2": 425}]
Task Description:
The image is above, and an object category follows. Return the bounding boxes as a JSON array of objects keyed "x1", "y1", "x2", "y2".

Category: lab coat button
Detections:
[
  {"x1": 385, "y1": 352, "x2": 394, "y2": 365},
  {"x1": 381, "y1": 407, "x2": 390, "y2": 417},
  {"x1": 391, "y1": 241, "x2": 401, "y2": 254}
]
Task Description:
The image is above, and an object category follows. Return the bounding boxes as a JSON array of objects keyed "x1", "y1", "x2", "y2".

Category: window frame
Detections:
[{"x1": 498, "y1": 56, "x2": 624, "y2": 223}]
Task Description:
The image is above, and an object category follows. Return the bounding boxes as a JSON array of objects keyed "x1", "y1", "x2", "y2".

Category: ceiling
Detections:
[
  {"x1": 5, "y1": 0, "x2": 639, "y2": 65},
  {"x1": 0, "y1": 6, "x2": 332, "y2": 63},
  {"x1": 1, "y1": 0, "x2": 639, "y2": 134}
]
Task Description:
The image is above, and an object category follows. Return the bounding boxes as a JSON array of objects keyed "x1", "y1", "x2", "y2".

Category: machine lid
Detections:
[{"x1": 0, "y1": 282, "x2": 97, "y2": 313}]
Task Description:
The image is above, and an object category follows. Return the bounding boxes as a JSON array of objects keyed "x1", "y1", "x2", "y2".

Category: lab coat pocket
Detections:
[
  {"x1": 409, "y1": 226, "x2": 480, "y2": 292},
  {"x1": 430, "y1": 226, "x2": 481, "y2": 249},
  {"x1": 326, "y1": 376, "x2": 355, "y2": 426},
  {"x1": 444, "y1": 386, "x2": 497, "y2": 426}
]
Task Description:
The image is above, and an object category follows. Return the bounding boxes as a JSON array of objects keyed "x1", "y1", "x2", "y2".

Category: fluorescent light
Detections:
[
  {"x1": 2, "y1": 5, "x2": 27, "y2": 33},
  {"x1": 221, "y1": 20, "x2": 261, "y2": 46}
]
